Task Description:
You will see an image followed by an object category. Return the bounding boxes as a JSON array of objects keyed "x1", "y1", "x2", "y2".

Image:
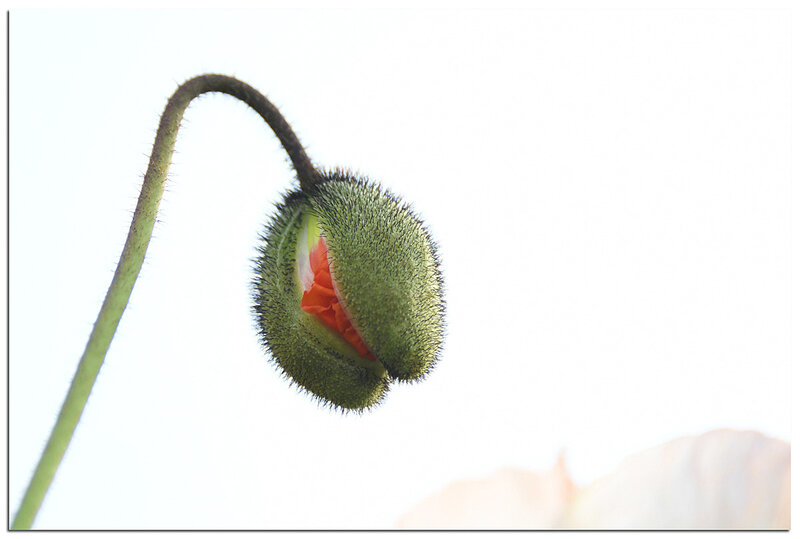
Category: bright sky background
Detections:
[{"x1": 9, "y1": 4, "x2": 793, "y2": 530}]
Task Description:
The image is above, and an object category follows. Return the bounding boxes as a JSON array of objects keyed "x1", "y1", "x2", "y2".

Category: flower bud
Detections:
[{"x1": 253, "y1": 170, "x2": 444, "y2": 410}]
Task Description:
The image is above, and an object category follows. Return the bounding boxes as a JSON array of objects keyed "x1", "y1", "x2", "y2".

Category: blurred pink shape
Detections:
[{"x1": 396, "y1": 429, "x2": 789, "y2": 530}]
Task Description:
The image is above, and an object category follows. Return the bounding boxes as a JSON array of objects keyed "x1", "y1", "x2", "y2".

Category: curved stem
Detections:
[{"x1": 12, "y1": 74, "x2": 319, "y2": 529}]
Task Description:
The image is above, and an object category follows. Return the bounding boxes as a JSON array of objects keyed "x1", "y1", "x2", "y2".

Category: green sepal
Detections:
[
  {"x1": 253, "y1": 191, "x2": 389, "y2": 411},
  {"x1": 310, "y1": 172, "x2": 445, "y2": 381}
]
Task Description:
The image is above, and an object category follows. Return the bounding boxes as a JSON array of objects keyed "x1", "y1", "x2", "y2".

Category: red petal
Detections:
[
  {"x1": 309, "y1": 237, "x2": 327, "y2": 274},
  {"x1": 301, "y1": 236, "x2": 375, "y2": 361}
]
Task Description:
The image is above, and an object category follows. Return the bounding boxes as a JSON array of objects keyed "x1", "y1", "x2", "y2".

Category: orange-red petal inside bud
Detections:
[{"x1": 301, "y1": 237, "x2": 375, "y2": 360}]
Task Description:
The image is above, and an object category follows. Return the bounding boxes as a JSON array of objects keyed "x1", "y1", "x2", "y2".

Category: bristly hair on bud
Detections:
[{"x1": 253, "y1": 169, "x2": 445, "y2": 411}]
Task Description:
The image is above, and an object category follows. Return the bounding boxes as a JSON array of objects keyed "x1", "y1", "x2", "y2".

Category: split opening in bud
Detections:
[{"x1": 296, "y1": 213, "x2": 375, "y2": 361}]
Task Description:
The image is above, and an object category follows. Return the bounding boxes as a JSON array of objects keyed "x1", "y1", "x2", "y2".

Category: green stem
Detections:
[{"x1": 12, "y1": 74, "x2": 318, "y2": 529}]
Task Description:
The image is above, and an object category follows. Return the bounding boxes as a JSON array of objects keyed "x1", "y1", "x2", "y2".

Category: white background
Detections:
[{"x1": 9, "y1": 3, "x2": 793, "y2": 529}]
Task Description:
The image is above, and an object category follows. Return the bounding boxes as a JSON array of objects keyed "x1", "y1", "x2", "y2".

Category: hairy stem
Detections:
[{"x1": 12, "y1": 74, "x2": 318, "y2": 529}]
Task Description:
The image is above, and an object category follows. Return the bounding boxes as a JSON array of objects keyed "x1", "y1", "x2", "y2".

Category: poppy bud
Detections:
[{"x1": 253, "y1": 170, "x2": 445, "y2": 410}]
